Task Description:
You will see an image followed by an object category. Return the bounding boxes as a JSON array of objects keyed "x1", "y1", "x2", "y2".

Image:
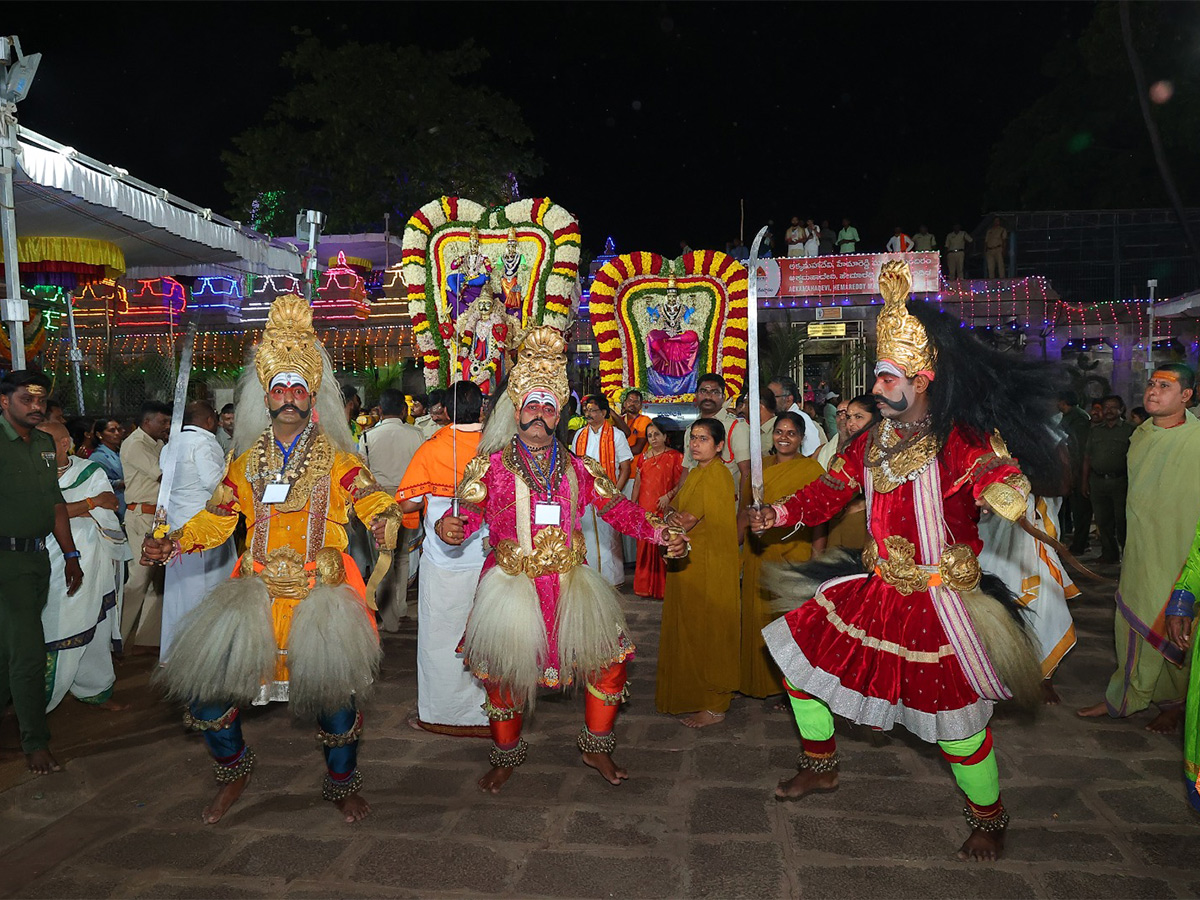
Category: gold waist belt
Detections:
[
  {"x1": 244, "y1": 546, "x2": 347, "y2": 600},
  {"x1": 493, "y1": 527, "x2": 586, "y2": 578},
  {"x1": 862, "y1": 535, "x2": 981, "y2": 596}
]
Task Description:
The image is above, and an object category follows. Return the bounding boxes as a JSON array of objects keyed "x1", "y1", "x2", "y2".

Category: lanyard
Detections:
[
  {"x1": 519, "y1": 438, "x2": 557, "y2": 501},
  {"x1": 274, "y1": 430, "x2": 304, "y2": 477}
]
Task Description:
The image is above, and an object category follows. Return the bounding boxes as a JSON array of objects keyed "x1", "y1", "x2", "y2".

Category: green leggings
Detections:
[{"x1": 786, "y1": 683, "x2": 999, "y2": 806}]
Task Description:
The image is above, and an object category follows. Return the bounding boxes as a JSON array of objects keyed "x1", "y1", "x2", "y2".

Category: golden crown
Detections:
[
  {"x1": 254, "y1": 294, "x2": 324, "y2": 393},
  {"x1": 875, "y1": 261, "x2": 936, "y2": 379},
  {"x1": 506, "y1": 325, "x2": 570, "y2": 408}
]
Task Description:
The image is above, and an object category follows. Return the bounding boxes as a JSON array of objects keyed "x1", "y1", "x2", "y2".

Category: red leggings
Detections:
[{"x1": 485, "y1": 662, "x2": 627, "y2": 749}]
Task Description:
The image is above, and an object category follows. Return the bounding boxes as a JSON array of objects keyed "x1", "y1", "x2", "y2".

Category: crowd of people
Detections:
[
  {"x1": 720, "y1": 215, "x2": 1012, "y2": 279},
  {"x1": 3, "y1": 282, "x2": 1200, "y2": 864}
]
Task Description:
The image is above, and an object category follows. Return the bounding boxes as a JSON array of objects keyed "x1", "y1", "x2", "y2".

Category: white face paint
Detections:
[
  {"x1": 871, "y1": 363, "x2": 918, "y2": 420},
  {"x1": 269, "y1": 372, "x2": 309, "y2": 390},
  {"x1": 522, "y1": 390, "x2": 559, "y2": 412}
]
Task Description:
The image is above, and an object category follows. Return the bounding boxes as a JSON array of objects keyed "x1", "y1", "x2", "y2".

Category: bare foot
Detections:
[
  {"x1": 957, "y1": 827, "x2": 1005, "y2": 861},
  {"x1": 1041, "y1": 681, "x2": 1061, "y2": 705},
  {"x1": 774, "y1": 768, "x2": 838, "y2": 801},
  {"x1": 681, "y1": 710, "x2": 726, "y2": 729},
  {"x1": 1146, "y1": 707, "x2": 1184, "y2": 734},
  {"x1": 478, "y1": 766, "x2": 514, "y2": 794},
  {"x1": 26, "y1": 749, "x2": 61, "y2": 776},
  {"x1": 1076, "y1": 701, "x2": 1108, "y2": 718},
  {"x1": 334, "y1": 793, "x2": 371, "y2": 823},
  {"x1": 582, "y1": 751, "x2": 628, "y2": 785},
  {"x1": 202, "y1": 774, "x2": 250, "y2": 824}
]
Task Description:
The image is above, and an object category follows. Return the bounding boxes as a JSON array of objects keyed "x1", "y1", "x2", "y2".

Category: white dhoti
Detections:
[
  {"x1": 161, "y1": 540, "x2": 236, "y2": 661},
  {"x1": 978, "y1": 495, "x2": 1078, "y2": 677},
  {"x1": 45, "y1": 460, "x2": 130, "y2": 711},
  {"x1": 582, "y1": 504, "x2": 625, "y2": 586},
  {"x1": 416, "y1": 558, "x2": 488, "y2": 729}
]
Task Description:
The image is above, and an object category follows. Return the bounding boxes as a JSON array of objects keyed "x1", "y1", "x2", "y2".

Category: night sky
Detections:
[{"x1": 11, "y1": 2, "x2": 1097, "y2": 257}]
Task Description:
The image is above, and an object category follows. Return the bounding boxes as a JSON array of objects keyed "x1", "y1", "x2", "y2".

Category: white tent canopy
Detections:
[
  {"x1": 6, "y1": 126, "x2": 302, "y2": 279},
  {"x1": 1153, "y1": 291, "x2": 1200, "y2": 319}
]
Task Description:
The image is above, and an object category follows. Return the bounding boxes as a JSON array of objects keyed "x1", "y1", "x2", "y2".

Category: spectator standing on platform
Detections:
[
  {"x1": 804, "y1": 219, "x2": 821, "y2": 258},
  {"x1": 985, "y1": 217, "x2": 1009, "y2": 278},
  {"x1": 731, "y1": 238, "x2": 749, "y2": 262},
  {"x1": 945, "y1": 224, "x2": 973, "y2": 281},
  {"x1": 680, "y1": 239, "x2": 693, "y2": 256},
  {"x1": 119, "y1": 400, "x2": 170, "y2": 651},
  {"x1": 216, "y1": 403, "x2": 235, "y2": 454},
  {"x1": 1082, "y1": 395, "x2": 1134, "y2": 564},
  {"x1": 886, "y1": 227, "x2": 914, "y2": 253},
  {"x1": 913, "y1": 225, "x2": 938, "y2": 252},
  {"x1": 786, "y1": 217, "x2": 806, "y2": 257},
  {"x1": 818, "y1": 220, "x2": 836, "y2": 256},
  {"x1": 359, "y1": 389, "x2": 425, "y2": 631},
  {"x1": 159, "y1": 401, "x2": 235, "y2": 661},
  {"x1": 0, "y1": 370, "x2": 83, "y2": 776},
  {"x1": 836, "y1": 218, "x2": 860, "y2": 253},
  {"x1": 90, "y1": 417, "x2": 126, "y2": 523}
]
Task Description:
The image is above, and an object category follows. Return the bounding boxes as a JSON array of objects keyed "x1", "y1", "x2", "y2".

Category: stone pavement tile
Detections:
[
  {"x1": 689, "y1": 786, "x2": 772, "y2": 835},
  {"x1": 1004, "y1": 826, "x2": 1128, "y2": 863},
  {"x1": 79, "y1": 828, "x2": 231, "y2": 871},
  {"x1": 789, "y1": 774, "x2": 951, "y2": 819},
  {"x1": 564, "y1": 809, "x2": 672, "y2": 847},
  {"x1": 474, "y1": 770, "x2": 571, "y2": 803},
  {"x1": 376, "y1": 764, "x2": 478, "y2": 799},
  {"x1": 795, "y1": 863, "x2": 1037, "y2": 899},
  {"x1": 130, "y1": 878, "x2": 273, "y2": 899},
  {"x1": 515, "y1": 849, "x2": 683, "y2": 898},
  {"x1": 1013, "y1": 753, "x2": 1140, "y2": 782},
  {"x1": 572, "y1": 771, "x2": 676, "y2": 807},
  {"x1": 1038, "y1": 870, "x2": 1177, "y2": 899},
  {"x1": 1002, "y1": 785, "x2": 1103, "y2": 824},
  {"x1": 225, "y1": 834, "x2": 355, "y2": 879},
  {"x1": 1125, "y1": 829, "x2": 1200, "y2": 868},
  {"x1": 792, "y1": 815, "x2": 954, "y2": 860},
  {"x1": 19, "y1": 873, "x2": 122, "y2": 899},
  {"x1": 621, "y1": 746, "x2": 689, "y2": 775},
  {"x1": 685, "y1": 839, "x2": 786, "y2": 898},
  {"x1": 456, "y1": 803, "x2": 551, "y2": 842},
  {"x1": 348, "y1": 838, "x2": 512, "y2": 892},
  {"x1": 1097, "y1": 785, "x2": 1197, "y2": 826},
  {"x1": 1138, "y1": 757, "x2": 1185, "y2": 783},
  {"x1": 1086, "y1": 727, "x2": 1155, "y2": 754},
  {"x1": 360, "y1": 798, "x2": 455, "y2": 835},
  {"x1": 692, "y1": 740, "x2": 768, "y2": 780}
]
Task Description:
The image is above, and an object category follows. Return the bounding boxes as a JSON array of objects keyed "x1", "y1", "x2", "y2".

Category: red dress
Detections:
[
  {"x1": 633, "y1": 449, "x2": 682, "y2": 599},
  {"x1": 761, "y1": 424, "x2": 1025, "y2": 743}
]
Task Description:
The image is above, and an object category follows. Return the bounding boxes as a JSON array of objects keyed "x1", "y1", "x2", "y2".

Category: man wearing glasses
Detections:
[{"x1": 679, "y1": 373, "x2": 751, "y2": 502}]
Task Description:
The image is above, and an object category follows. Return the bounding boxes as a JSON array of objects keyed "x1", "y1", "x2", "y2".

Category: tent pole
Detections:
[
  {"x1": 1, "y1": 113, "x2": 27, "y2": 371},
  {"x1": 66, "y1": 290, "x2": 84, "y2": 414}
]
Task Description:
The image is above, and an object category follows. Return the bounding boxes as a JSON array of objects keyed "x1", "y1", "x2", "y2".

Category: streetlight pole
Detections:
[
  {"x1": 1146, "y1": 278, "x2": 1158, "y2": 378},
  {"x1": 1, "y1": 37, "x2": 40, "y2": 372}
]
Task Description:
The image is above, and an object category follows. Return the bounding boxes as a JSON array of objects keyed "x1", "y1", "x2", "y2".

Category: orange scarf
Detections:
[{"x1": 575, "y1": 422, "x2": 617, "y2": 480}]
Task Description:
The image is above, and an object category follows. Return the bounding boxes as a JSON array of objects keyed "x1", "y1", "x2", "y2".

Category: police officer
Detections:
[{"x1": 0, "y1": 370, "x2": 83, "y2": 775}]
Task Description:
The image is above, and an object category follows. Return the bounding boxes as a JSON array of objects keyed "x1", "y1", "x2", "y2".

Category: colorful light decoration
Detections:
[
  {"x1": 123, "y1": 277, "x2": 188, "y2": 328},
  {"x1": 313, "y1": 251, "x2": 369, "y2": 321},
  {"x1": 242, "y1": 274, "x2": 303, "y2": 324},
  {"x1": 72, "y1": 278, "x2": 130, "y2": 325}
]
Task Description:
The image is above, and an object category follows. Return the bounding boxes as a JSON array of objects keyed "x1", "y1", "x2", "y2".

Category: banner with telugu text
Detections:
[{"x1": 755, "y1": 252, "x2": 941, "y2": 298}]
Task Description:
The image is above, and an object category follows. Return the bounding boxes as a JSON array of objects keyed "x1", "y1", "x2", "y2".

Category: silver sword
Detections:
[
  {"x1": 745, "y1": 225, "x2": 769, "y2": 509},
  {"x1": 150, "y1": 324, "x2": 198, "y2": 548}
]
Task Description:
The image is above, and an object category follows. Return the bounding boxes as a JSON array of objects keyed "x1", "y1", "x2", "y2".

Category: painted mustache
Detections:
[
  {"x1": 519, "y1": 417, "x2": 552, "y2": 433},
  {"x1": 873, "y1": 393, "x2": 909, "y2": 412},
  {"x1": 269, "y1": 403, "x2": 311, "y2": 419}
]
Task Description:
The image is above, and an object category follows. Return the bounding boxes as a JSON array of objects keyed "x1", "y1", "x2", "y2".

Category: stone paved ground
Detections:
[{"x1": 3, "y1": 563, "x2": 1200, "y2": 899}]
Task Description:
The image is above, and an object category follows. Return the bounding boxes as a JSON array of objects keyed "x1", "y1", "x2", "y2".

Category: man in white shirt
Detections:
[
  {"x1": 885, "y1": 227, "x2": 915, "y2": 253},
  {"x1": 358, "y1": 389, "x2": 425, "y2": 630},
  {"x1": 767, "y1": 376, "x2": 823, "y2": 457},
  {"x1": 573, "y1": 394, "x2": 633, "y2": 586},
  {"x1": 786, "y1": 217, "x2": 807, "y2": 257},
  {"x1": 912, "y1": 225, "x2": 938, "y2": 252},
  {"x1": 160, "y1": 401, "x2": 236, "y2": 660},
  {"x1": 216, "y1": 403, "x2": 235, "y2": 455},
  {"x1": 682, "y1": 373, "x2": 752, "y2": 503}
]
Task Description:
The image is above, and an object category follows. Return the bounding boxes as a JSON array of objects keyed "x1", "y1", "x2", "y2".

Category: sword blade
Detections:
[
  {"x1": 152, "y1": 324, "x2": 198, "y2": 539},
  {"x1": 745, "y1": 225, "x2": 769, "y2": 508}
]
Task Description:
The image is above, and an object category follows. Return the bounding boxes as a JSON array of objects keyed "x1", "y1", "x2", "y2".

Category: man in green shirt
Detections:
[
  {"x1": 0, "y1": 370, "x2": 84, "y2": 775},
  {"x1": 1082, "y1": 395, "x2": 1135, "y2": 564}
]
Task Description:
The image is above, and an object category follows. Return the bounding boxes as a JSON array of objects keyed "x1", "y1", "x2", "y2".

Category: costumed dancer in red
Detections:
[
  {"x1": 750, "y1": 261, "x2": 1063, "y2": 860},
  {"x1": 436, "y1": 327, "x2": 688, "y2": 792}
]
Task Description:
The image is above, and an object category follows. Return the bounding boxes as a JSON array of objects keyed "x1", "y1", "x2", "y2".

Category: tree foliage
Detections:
[
  {"x1": 223, "y1": 33, "x2": 544, "y2": 234},
  {"x1": 985, "y1": 3, "x2": 1200, "y2": 210}
]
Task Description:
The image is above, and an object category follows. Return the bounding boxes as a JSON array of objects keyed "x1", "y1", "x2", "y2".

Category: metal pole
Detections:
[
  {"x1": 66, "y1": 290, "x2": 84, "y2": 414},
  {"x1": 1, "y1": 113, "x2": 27, "y2": 370},
  {"x1": 1146, "y1": 278, "x2": 1158, "y2": 377},
  {"x1": 305, "y1": 210, "x2": 323, "y2": 303}
]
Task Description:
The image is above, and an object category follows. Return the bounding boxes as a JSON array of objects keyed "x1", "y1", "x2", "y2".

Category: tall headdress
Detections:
[
  {"x1": 254, "y1": 294, "x2": 324, "y2": 393},
  {"x1": 506, "y1": 325, "x2": 570, "y2": 409},
  {"x1": 874, "y1": 260, "x2": 936, "y2": 379}
]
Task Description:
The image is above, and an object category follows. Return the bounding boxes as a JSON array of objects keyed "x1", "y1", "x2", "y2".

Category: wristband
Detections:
[
  {"x1": 85, "y1": 496, "x2": 95, "y2": 510},
  {"x1": 63, "y1": 550, "x2": 81, "y2": 560}
]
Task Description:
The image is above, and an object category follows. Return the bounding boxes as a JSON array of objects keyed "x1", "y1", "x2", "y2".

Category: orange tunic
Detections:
[
  {"x1": 633, "y1": 449, "x2": 682, "y2": 599},
  {"x1": 174, "y1": 428, "x2": 397, "y2": 692}
]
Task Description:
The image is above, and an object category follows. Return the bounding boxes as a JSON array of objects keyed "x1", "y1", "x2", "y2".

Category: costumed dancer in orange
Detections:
[
  {"x1": 631, "y1": 418, "x2": 682, "y2": 599},
  {"x1": 142, "y1": 296, "x2": 404, "y2": 825},
  {"x1": 436, "y1": 328, "x2": 688, "y2": 793}
]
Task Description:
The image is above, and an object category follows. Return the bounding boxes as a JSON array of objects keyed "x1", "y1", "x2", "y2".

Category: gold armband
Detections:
[
  {"x1": 581, "y1": 457, "x2": 622, "y2": 500},
  {"x1": 981, "y1": 474, "x2": 1031, "y2": 522},
  {"x1": 459, "y1": 455, "x2": 490, "y2": 506}
]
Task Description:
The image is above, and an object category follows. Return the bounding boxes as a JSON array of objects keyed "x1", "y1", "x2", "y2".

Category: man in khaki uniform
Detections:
[
  {"x1": 944, "y1": 224, "x2": 973, "y2": 281},
  {"x1": 1082, "y1": 395, "x2": 1135, "y2": 564},
  {"x1": 984, "y1": 217, "x2": 1008, "y2": 279},
  {"x1": 119, "y1": 400, "x2": 170, "y2": 649}
]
